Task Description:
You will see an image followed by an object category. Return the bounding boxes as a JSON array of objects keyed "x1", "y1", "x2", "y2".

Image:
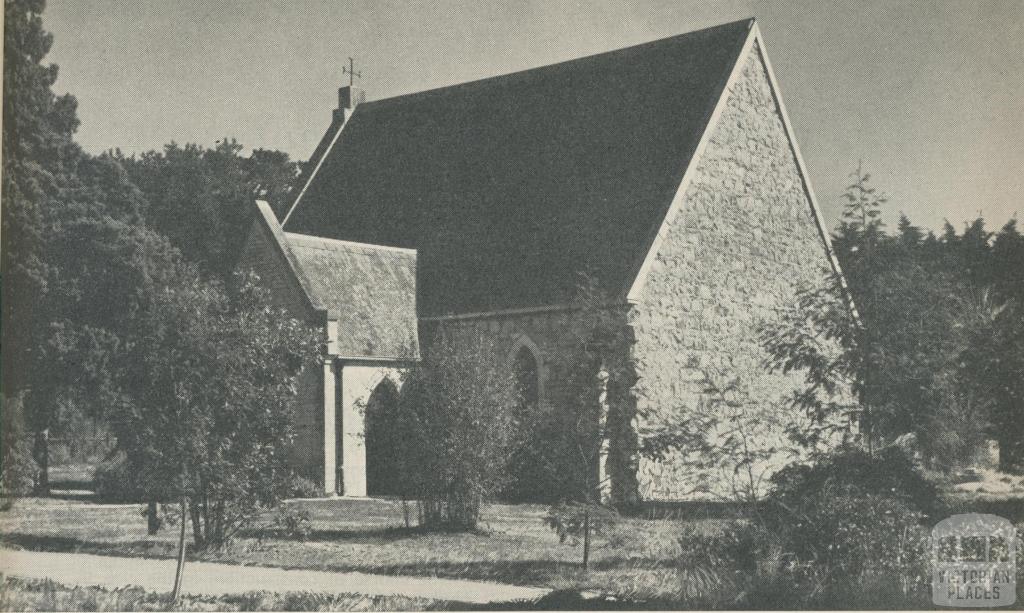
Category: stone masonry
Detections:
[
  {"x1": 630, "y1": 44, "x2": 839, "y2": 500},
  {"x1": 421, "y1": 308, "x2": 589, "y2": 410}
]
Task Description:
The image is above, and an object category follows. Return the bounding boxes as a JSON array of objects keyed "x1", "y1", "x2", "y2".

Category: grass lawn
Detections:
[
  {"x1": 0, "y1": 577, "x2": 454, "y2": 612},
  {"x1": 0, "y1": 496, "x2": 728, "y2": 603}
]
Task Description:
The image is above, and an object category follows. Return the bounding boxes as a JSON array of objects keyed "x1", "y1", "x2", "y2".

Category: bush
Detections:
[
  {"x1": 395, "y1": 331, "x2": 519, "y2": 531},
  {"x1": 768, "y1": 444, "x2": 943, "y2": 518},
  {"x1": 284, "y1": 475, "x2": 323, "y2": 499},
  {"x1": 268, "y1": 506, "x2": 312, "y2": 539},
  {"x1": 756, "y1": 446, "x2": 934, "y2": 607},
  {"x1": 672, "y1": 521, "x2": 776, "y2": 606},
  {"x1": 675, "y1": 521, "x2": 773, "y2": 574},
  {"x1": 773, "y1": 492, "x2": 928, "y2": 579},
  {"x1": 93, "y1": 452, "x2": 145, "y2": 503}
]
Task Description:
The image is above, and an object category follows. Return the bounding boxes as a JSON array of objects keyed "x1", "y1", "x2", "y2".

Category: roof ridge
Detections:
[{"x1": 361, "y1": 18, "x2": 755, "y2": 109}]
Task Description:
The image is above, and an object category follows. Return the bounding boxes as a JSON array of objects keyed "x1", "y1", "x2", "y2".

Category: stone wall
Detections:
[
  {"x1": 423, "y1": 308, "x2": 589, "y2": 410},
  {"x1": 630, "y1": 44, "x2": 843, "y2": 501},
  {"x1": 238, "y1": 221, "x2": 316, "y2": 321}
]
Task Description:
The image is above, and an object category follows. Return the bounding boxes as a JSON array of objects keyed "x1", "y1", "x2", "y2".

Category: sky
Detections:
[{"x1": 44, "y1": 0, "x2": 1023, "y2": 232}]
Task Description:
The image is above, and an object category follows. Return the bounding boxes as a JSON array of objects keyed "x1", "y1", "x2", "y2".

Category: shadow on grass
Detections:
[
  {"x1": 47, "y1": 479, "x2": 94, "y2": 491},
  {"x1": 250, "y1": 524, "x2": 430, "y2": 543},
  {"x1": 476, "y1": 589, "x2": 684, "y2": 611},
  {"x1": 0, "y1": 532, "x2": 173, "y2": 558},
  {"x1": 356, "y1": 557, "x2": 641, "y2": 585},
  {"x1": 45, "y1": 490, "x2": 98, "y2": 503}
]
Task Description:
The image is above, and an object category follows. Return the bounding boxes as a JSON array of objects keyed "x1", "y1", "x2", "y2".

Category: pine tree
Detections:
[
  {"x1": 2, "y1": 0, "x2": 83, "y2": 492},
  {"x1": 991, "y1": 219, "x2": 1024, "y2": 305},
  {"x1": 835, "y1": 161, "x2": 887, "y2": 258},
  {"x1": 896, "y1": 213, "x2": 923, "y2": 248}
]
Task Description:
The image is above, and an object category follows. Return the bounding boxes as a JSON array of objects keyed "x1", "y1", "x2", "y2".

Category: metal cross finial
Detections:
[{"x1": 342, "y1": 57, "x2": 362, "y2": 87}]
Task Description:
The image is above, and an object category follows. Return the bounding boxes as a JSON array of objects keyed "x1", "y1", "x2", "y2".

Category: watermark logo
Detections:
[{"x1": 933, "y1": 513, "x2": 1016, "y2": 607}]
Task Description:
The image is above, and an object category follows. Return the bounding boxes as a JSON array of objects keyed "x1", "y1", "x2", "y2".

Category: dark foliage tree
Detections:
[
  {"x1": 1, "y1": 0, "x2": 114, "y2": 492},
  {"x1": 119, "y1": 141, "x2": 300, "y2": 278},
  {"x1": 767, "y1": 163, "x2": 1023, "y2": 472},
  {"x1": 109, "y1": 272, "x2": 320, "y2": 552},
  {"x1": 960, "y1": 220, "x2": 1024, "y2": 471}
]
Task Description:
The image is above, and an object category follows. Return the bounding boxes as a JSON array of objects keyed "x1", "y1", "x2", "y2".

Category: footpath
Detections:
[{"x1": 0, "y1": 548, "x2": 550, "y2": 605}]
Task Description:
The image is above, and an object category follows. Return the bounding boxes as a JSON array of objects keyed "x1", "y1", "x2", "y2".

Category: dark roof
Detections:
[
  {"x1": 284, "y1": 19, "x2": 754, "y2": 316},
  {"x1": 284, "y1": 233, "x2": 419, "y2": 359}
]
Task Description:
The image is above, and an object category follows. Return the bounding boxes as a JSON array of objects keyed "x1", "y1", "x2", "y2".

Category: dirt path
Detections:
[{"x1": 0, "y1": 549, "x2": 549, "y2": 604}]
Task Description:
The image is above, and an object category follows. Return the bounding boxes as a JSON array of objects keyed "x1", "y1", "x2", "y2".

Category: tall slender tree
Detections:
[{"x1": 3, "y1": 0, "x2": 84, "y2": 491}]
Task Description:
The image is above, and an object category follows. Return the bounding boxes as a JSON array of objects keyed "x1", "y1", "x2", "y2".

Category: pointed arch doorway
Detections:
[{"x1": 365, "y1": 377, "x2": 403, "y2": 496}]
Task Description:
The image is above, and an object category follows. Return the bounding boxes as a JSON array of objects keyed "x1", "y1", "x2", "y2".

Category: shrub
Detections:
[
  {"x1": 757, "y1": 446, "x2": 934, "y2": 606},
  {"x1": 269, "y1": 506, "x2": 312, "y2": 540},
  {"x1": 394, "y1": 331, "x2": 519, "y2": 531},
  {"x1": 675, "y1": 521, "x2": 773, "y2": 573},
  {"x1": 284, "y1": 475, "x2": 323, "y2": 499},
  {"x1": 774, "y1": 492, "x2": 928, "y2": 578},
  {"x1": 93, "y1": 452, "x2": 145, "y2": 503},
  {"x1": 543, "y1": 502, "x2": 620, "y2": 570},
  {"x1": 673, "y1": 521, "x2": 775, "y2": 606},
  {"x1": 768, "y1": 444, "x2": 943, "y2": 518}
]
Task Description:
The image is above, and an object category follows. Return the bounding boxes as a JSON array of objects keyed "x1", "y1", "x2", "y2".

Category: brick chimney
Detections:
[{"x1": 334, "y1": 86, "x2": 365, "y2": 122}]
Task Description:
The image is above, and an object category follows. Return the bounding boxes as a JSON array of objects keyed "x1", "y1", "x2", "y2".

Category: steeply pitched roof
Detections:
[
  {"x1": 284, "y1": 233, "x2": 419, "y2": 359},
  {"x1": 284, "y1": 18, "x2": 754, "y2": 316}
]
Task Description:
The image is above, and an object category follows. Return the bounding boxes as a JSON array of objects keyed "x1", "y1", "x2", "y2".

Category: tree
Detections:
[
  {"x1": 961, "y1": 220, "x2": 1024, "y2": 471},
  {"x1": 760, "y1": 274, "x2": 862, "y2": 450},
  {"x1": 834, "y1": 160, "x2": 887, "y2": 259},
  {"x1": 107, "y1": 270, "x2": 319, "y2": 599},
  {"x1": 1, "y1": 395, "x2": 39, "y2": 505},
  {"x1": 2, "y1": 0, "x2": 83, "y2": 492},
  {"x1": 537, "y1": 274, "x2": 639, "y2": 569},
  {"x1": 393, "y1": 330, "x2": 518, "y2": 530},
  {"x1": 245, "y1": 148, "x2": 302, "y2": 219},
  {"x1": 120, "y1": 141, "x2": 300, "y2": 278},
  {"x1": 666, "y1": 373, "x2": 807, "y2": 515},
  {"x1": 991, "y1": 219, "x2": 1024, "y2": 306},
  {"x1": 896, "y1": 214, "x2": 923, "y2": 248},
  {"x1": 768, "y1": 165, "x2": 1020, "y2": 472}
]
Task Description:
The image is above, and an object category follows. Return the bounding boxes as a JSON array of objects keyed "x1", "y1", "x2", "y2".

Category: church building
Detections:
[{"x1": 239, "y1": 18, "x2": 847, "y2": 502}]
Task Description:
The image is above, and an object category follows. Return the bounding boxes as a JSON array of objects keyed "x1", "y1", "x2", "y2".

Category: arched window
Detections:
[
  {"x1": 505, "y1": 337, "x2": 549, "y2": 503},
  {"x1": 513, "y1": 345, "x2": 539, "y2": 413}
]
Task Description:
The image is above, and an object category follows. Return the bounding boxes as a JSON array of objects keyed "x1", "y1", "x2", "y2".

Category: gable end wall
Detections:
[
  {"x1": 237, "y1": 221, "x2": 323, "y2": 479},
  {"x1": 630, "y1": 44, "x2": 838, "y2": 501},
  {"x1": 238, "y1": 221, "x2": 318, "y2": 322}
]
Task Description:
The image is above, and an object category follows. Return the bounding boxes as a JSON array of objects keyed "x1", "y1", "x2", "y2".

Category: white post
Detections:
[
  {"x1": 341, "y1": 367, "x2": 369, "y2": 497},
  {"x1": 597, "y1": 365, "x2": 611, "y2": 504},
  {"x1": 322, "y1": 359, "x2": 337, "y2": 496}
]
